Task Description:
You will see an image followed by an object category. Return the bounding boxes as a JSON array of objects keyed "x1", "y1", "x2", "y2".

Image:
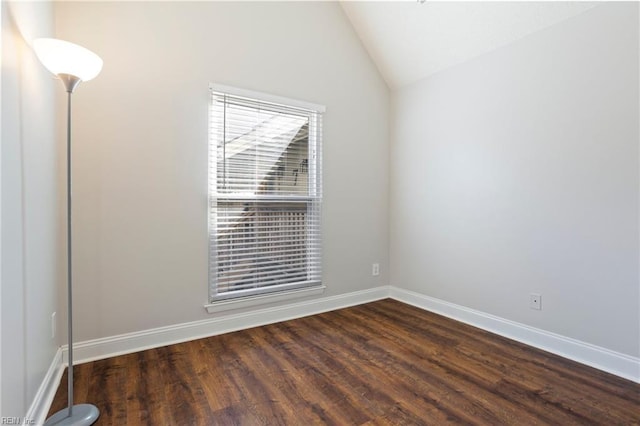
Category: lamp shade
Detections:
[{"x1": 33, "y1": 38, "x2": 103, "y2": 82}]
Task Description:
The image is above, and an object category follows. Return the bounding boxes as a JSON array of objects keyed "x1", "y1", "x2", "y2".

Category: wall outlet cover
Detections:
[{"x1": 530, "y1": 293, "x2": 542, "y2": 310}]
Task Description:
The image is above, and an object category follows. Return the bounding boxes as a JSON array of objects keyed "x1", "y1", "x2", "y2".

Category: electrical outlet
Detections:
[
  {"x1": 51, "y1": 312, "x2": 57, "y2": 339},
  {"x1": 530, "y1": 294, "x2": 542, "y2": 310},
  {"x1": 372, "y1": 263, "x2": 380, "y2": 276}
]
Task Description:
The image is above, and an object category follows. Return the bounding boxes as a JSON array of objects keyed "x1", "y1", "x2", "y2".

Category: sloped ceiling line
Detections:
[{"x1": 340, "y1": 2, "x2": 597, "y2": 89}]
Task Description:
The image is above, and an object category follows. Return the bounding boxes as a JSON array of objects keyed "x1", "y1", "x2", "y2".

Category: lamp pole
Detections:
[{"x1": 65, "y1": 78, "x2": 77, "y2": 421}]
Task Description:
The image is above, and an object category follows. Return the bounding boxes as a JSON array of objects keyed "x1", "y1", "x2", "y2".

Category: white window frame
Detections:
[{"x1": 205, "y1": 84, "x2": 325, "y2": 313}]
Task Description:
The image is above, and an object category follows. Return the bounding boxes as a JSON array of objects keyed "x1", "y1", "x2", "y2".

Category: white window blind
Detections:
[{"x1": 209, "y1": 86, "x2": 323, "y2": 302}]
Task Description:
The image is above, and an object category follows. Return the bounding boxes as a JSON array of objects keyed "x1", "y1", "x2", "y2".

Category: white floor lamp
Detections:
[{"x1": 33, "y1": 38, "x2": 103, "y2": 426}]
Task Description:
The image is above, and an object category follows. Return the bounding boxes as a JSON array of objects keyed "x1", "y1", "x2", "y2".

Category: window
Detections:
[{"x1": 208, "y1": 85, "x2": 324, "y2": 304}]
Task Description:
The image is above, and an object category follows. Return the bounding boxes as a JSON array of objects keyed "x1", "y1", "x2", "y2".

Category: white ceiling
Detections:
[{"x1": 340, "y1": 1, "x2": 597, "y2": 89}]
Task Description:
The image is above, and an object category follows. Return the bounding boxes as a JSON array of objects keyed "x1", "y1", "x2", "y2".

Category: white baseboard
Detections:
[
  {"x1": 51, "y1": 284, "x2": 636, "y2": 391},
  {"x1": 63, "y1": 286, "x2": 391, "y2": 365},
  {"x1": 25, "y1": 348, "x2": 64, "y2": 426},
  {"x1": 389, "y1": 287, "x2": 640, "y2": 383}
]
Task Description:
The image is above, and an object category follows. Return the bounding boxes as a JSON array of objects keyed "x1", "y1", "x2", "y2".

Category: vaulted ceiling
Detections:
[{"x1": 340, "y1": 2, "x2": 597, "y2": 89}]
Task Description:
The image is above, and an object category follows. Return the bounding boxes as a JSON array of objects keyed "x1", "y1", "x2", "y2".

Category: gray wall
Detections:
[
  {"x1": 54, "y1": 1, "x2": 389, "y2": 341},
  {"x1": 390, "y1": 4, "x2": 639, "y2": 357},
  {"x1": 1, "y1": 1, "x2": 60, "y2": 417}
]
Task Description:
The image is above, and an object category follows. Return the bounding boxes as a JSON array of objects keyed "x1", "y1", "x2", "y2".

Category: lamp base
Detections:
[{"x1": 44, "y1": 404, "x2": 99, "y2": 426}]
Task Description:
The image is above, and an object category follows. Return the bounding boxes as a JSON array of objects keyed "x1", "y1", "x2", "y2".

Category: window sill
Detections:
[{"x1": 204, "y1": 285, "x2": 326, "y2": 314}]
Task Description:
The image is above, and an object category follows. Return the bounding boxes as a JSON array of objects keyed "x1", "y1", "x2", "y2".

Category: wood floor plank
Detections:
[{"x1": 47, "y1": 300, "x2": 640, "y2": 425}]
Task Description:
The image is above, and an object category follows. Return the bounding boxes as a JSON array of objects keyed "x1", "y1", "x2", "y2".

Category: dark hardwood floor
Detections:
[{"x1": 48, "y1": 299, "x2": 640, "y2": 425}]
